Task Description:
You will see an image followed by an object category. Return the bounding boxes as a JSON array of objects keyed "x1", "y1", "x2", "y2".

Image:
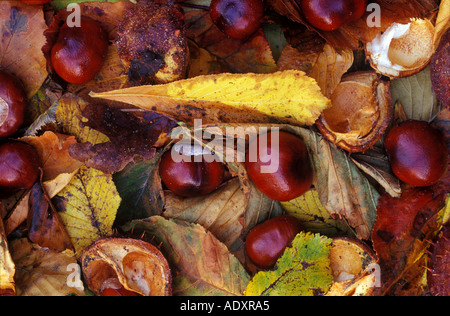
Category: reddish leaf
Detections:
[{"x1": 372, "y1": 186, "x2": 448, "y2": 295}]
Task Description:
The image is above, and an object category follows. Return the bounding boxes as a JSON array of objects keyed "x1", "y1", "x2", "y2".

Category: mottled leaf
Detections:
[
  {"x1": 245, "y1": 232, "x2": 333, "y2": 296},
  {"x1": 54, "y1": 166, "x2": 121, "y2": 257},
  {"x1": 125, "y1": 216, "x2": 250, "y2": 296}
]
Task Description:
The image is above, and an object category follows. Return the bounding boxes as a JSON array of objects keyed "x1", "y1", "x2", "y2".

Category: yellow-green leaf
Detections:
[
  {"x1": 90, "y1": 70, "x2": 331, "y2": 126},
  {"x1": 282, "y1": 190, "x2": 355, "y2": 236},
  {"x1": 245, "y1": 232, "x2": 333, "y2": 296},
  {"x1": 55, "y1": 166, "x2": 121, "y2": 257}
]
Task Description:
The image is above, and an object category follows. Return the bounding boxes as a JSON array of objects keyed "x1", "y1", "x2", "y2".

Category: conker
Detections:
[
  {"x1": 101, "y1": 286, "x2": 139, "y2": 296},
  {"x1": 246, "y1": 215, "x2": 303, "y2": 269},
  {"x1": 384, "y1": 120, "x2": 448, "y2": 187},
  {"x1": 0, "y1": 141, "x2": 40, "y2": 198},
  {"x1": 159, "y1": 149, "x2": 225, "y2": 198},
  {"x1": 20, "y1": 0, "x2": 52, "y2": 4},
  {"x1": 0, "y1": 69, "x2": 27, "y2": 138},
  {"x1": 51, "y1": 17, "x2": 108, "y2": 84},
  {"x1": 210, "y1": 0, "x2": 264, "y2": 40},
  {"x1": 245, "y1": 131, "x2": 313, "y2": 202},
  {"x1": 301, "y1": 0, "x2": 368, "y2": 31}
]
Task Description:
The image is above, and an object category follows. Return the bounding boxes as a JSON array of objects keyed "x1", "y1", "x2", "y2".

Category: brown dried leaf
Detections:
[
  {"x1": 278, "y1": 43, "x2": 354, "y2": 98},
  {"x1": 68, "y1": 101, "x2": 178, "y2": 174},
  {"x1": 0, "y1": 1, "x2": 48, "y2": 98},
  {"x1": 10, "y1": 238, "x2": 84, "y2": 296},
  {"x1": 185, "y1": 10, "x2": 277, "y2": 74},
  {"x1": 27, "y1": 182, "x2": 73, "y2": 253},
  {"x1": 21, "y1": 131, "x2": 83, "y2": 182}
]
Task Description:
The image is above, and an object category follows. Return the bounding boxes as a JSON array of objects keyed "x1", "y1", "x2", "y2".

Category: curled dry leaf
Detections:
[
  {"x1": 90, "y1": 70, "x2": 331, "y2": 127},
  {"x1": 278, "y1": 41, "x2": 354, "y2": 98},
  {"x1": 21, "y1": 131, "x2": 83, "y2": 182},
  {"x1": 27, "y1": 182, "x2": 73, "y2": 253},
  {"x1": 0, "y1": 1, "x2": 48, "y2": 98},
  {"x1": 81, "y1": 238, "x2": 172, "y2": 296}
]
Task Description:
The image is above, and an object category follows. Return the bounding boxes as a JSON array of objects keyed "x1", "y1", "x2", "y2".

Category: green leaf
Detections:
[
  {"x1": 244, "y1": 232, "x2": 333, "y2": 296},
  {"x1": 113, "y1": 149, "x2": 165, "y2": 226},
  {"x1": 125, "y1": 216, "x2": 251, "y2": 296},
  {"x1": 390, "y1": 66, "x2": 442, "y2": 122}
]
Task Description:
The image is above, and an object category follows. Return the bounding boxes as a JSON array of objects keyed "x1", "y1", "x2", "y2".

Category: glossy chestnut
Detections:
[
  {"x1": 384, "y1": 120, "x2": 448, "y2": 187},
  {"x1": 51, "y1": 17, "x2": 108, "y2": 84},
  {"x1": 210, "y1": 0, "x2": 264, "y2": 39},
  {"x1": 246, "y1": 215, "x2": 303, "y2": 269},
  {"x1": 245, "y1": 131, "x2": 313, "y2": 202},
  {"x1": 159, "y1": 148, "x2": 225, "y2": 198},
  {"x1": 101, "y1": 286, "x2": 139, "y2": 296},
  {"x1": 0, "y1": 70, "x2": 27, "y2": 138},
  {"x1": 0, "y1": 141, "x2": 40, "y2": 198},
  {"x1": 301, "y1": 0, "x2": 368, "y2": 31}
]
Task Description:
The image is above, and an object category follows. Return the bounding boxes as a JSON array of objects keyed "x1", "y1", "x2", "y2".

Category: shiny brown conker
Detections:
[
  {"x1": 51, "y1": 17, "x2": 108, "y2": 84},
  {"x1": 245, "y1": 215, "x2": 303, "y2": 269},
  {"x1": 210, "y1": 0, "x2": 264, "y2": 39},
  {"x1": 159, "y1": 148, "x2": 225, "y2": 198},
  {"x1": 301, "y1": 0, "x2": 367, "y2": 31},
  {"x1": 0, "y1": 69, "x2": 27, "y2": 138},
  {"x1": 0, "y1": 141, "x2": 40, "y2": 198},
  {"x1": 384, "y1": 120, "x2": 448, "y2": 187},
  {"x1": 245, "y1": 131, "x2": 313, "y2": 202}
]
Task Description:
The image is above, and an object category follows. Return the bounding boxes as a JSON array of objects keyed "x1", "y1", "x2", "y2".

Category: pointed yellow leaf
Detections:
[
  {"x1": 90, "y1": 70, "x2": 330, "y2": 126},
  {"x1": 55, "y1": 166, "x2": 121, "y2": 257}
]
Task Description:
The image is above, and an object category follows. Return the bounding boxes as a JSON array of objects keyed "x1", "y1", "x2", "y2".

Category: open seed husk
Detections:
[
  {"x1": 81, "y1": 238, "x2": 172, "y2": 296},
  {"x1": 326, "y1": 237, "x2": 378, "y2": 296},
  {"x1": 316, "y1": 71, "x2": 392, "y2": 153},
  {"x1": 366, "y1": 19, "x2": 435, "y2": 78}
]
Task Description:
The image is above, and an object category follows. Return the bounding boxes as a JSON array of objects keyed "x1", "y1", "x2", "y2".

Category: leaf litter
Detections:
[{"x1": 0, "y1": 0, "x2": 449, "y2": 297}]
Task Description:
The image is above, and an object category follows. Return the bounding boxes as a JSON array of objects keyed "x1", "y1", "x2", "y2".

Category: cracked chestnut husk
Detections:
[
  {"x1": 116, "y1": 0, "x2": 189, "y2": 85},
  {"x1": 366, "y1": 18, "x2": 435, "y2": 78},
  {"x1": 81, "y1": 238, "x2": 172, "y2": 296},
  {"x1": 316, "y1": 71, "x2": 392, "y2": 153}
]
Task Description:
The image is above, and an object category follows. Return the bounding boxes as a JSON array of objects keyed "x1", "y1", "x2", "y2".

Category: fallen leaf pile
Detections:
[{"x1": 0, "y1": 0, "x2": 449, "y2": 297}]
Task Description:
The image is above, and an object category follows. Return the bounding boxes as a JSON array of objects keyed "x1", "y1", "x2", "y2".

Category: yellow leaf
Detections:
[
  {"x1": 434, "y1": 0, "x2": 450, "y2": 48},
  {"x1": 90, "y1": 70, "x2": 331, "y2": 126},
  {"x1": 0, "y1": 217, "x2": 15, "y2": 296},
  {"x1": 281, "y1": 190, "x2": 355, "y2": 236},
  {"x1": 55, "y1": 166, "x2": 121, "y2": 257}
]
